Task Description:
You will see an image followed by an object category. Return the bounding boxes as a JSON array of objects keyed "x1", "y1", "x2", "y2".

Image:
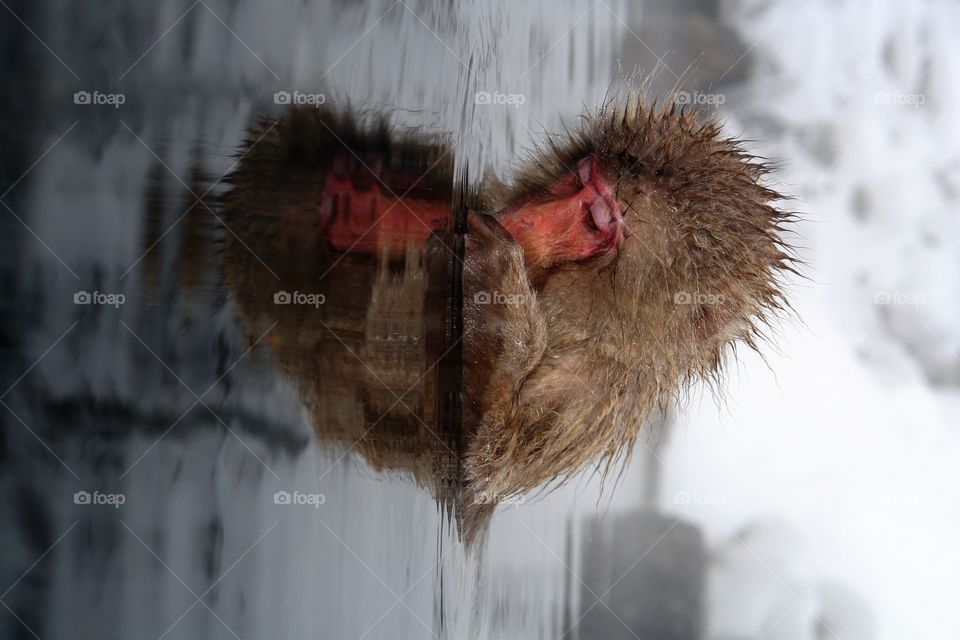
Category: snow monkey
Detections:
[{"x1": 219, "y1": 98, "x2": 794, "y2": 537}]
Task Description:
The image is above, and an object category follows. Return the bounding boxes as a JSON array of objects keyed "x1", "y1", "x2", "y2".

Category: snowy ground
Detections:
[{"x1": 662, "y1": 1, "x2": 960, "y2": 638}]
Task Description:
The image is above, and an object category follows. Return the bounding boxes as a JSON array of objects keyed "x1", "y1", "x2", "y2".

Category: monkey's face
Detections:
[{"x1": 497, "y1": 156, "x2": 624, "y2": 283}]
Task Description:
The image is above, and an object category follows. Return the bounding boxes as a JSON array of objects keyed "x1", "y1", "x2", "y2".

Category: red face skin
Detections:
[
  {"x1": 497, "y1": 156, "x2": 624, "y2": 278},
  {"x1": 317, "y1": 176, "x2": 449, "y2": 254},
  {"x1": 309, "y1": 154, "x2": 623, "y2": 277}
]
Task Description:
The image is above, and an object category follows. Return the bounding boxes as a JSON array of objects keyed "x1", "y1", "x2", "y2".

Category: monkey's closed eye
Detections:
[{"x1": 584, "y1": 205, "x2": 599, "y2": 231}]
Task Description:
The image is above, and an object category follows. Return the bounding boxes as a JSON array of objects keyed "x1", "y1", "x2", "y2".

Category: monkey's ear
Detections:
[
  {"x1": 477, "y1": 165, "x2": 509, "y2": 212},
  {"x1": 481, "y1": 164, "x2": 507, "y2": 194}
]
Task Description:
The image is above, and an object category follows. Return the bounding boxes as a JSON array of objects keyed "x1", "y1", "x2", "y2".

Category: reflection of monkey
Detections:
[
  {"x1": 218, "y1": 109, "x2": 473, "y2": 528},
  {"x1": 219, "y1": 108, "x2": 455, "y2": 456},
  {"x1": 216, "y1": 99, "x2": 794, "y2": 541}
]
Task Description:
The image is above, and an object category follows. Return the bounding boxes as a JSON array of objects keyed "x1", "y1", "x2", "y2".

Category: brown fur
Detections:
[
  {"x1": 214, "y1": 100, "x2": 796, "y2": 541},
  {"x1": 463, "y1": 97, "x2": 796, "y2": 502}
]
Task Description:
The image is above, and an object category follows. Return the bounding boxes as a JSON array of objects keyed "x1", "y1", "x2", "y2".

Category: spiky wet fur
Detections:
[{"x1": 464, "y1": 97, "x2": 797, "y2": 502}]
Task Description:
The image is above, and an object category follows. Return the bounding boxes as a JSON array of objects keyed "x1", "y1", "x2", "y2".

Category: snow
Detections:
[{"x1": 661, "y1": 1, "x2": 960, "y2": 638}]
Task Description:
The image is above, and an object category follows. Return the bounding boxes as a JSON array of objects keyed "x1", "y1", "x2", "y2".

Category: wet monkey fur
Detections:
[
  {"x1": 464, "y1": 98, "x2": 795, "y2": 502},
  {"x1": 220, "y1": 97, "x2": 796, "y2": 517}
]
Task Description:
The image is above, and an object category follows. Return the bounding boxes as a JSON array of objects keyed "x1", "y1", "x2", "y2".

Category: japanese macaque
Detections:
[
  {"x1": 463, "y1": 99, "x2": 794, "y2": 506},
  {"x1": 216, "y1": 99, "x2": 794, "y2": 540}
]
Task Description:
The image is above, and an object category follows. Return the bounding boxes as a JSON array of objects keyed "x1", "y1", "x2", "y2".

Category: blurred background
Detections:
[{"x1": 1, "y1": 0, "x2": 958, "y2": 638}]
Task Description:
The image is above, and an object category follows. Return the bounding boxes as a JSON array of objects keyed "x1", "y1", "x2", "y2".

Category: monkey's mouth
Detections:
[{"x1": 498, "y1": 155, "x2": 623, "y2": 269}]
